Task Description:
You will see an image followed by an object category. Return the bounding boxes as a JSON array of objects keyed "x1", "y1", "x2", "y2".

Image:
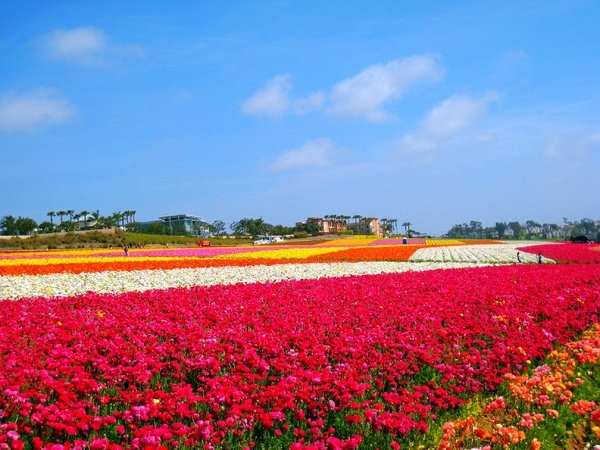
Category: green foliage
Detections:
[
  {"x1": 210, "y1": 220, "x2": 226, "y2": 236},
  {"x1": 37, "y1": 221, "x2": 55, "y2": 233},
  {"x1": 0, "y1": 231, "x2": 199, "y2": 249},
  {"x1": 0, "y1": 215, "x2": 17, "y2": 235},
  {"x1": 445, "y1": 217, "x2": 600, "y2": 240},
  {"x1": 15, "y1": 217, "x2": 38, "y2": 235},
  {"x1": 230, "y1": 217, "x2": 272, "y2": 237},
  {"x1": 295, "y1": 221, "x2": 320, "y2": 236},
  {"x1": 271, "y1": 224, "x2": 294, "y2": 236},
  {"x1": 169, "y1": 224, "x2": 188, "y2": 236},
  {"x1": 143, "y1": 222, "x2": 168, "y2": 235}
]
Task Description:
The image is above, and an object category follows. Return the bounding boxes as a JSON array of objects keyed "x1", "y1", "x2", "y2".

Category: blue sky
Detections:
[{"x1": 1, "y1": 1, "x2": 599, "y2": 235}]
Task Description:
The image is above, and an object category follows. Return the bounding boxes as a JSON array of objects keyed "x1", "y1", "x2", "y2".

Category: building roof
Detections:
[{"x1": 158, "y1": 214, "x2": 203, "y2": 221}]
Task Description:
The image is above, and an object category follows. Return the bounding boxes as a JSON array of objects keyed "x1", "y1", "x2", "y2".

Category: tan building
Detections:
[
  {"x1": 304, "y1": 216, "x2": 383, "y2": 236},
  {"x1": 349, "y1": 218, "x2": 382, "y2": 236},
  {"x1": 306, "y1": 217, "x2": 348, "y2": 234}
]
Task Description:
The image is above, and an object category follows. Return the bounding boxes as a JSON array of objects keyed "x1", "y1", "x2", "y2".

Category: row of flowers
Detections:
[
  {"x1": 0, "y1": 261, "x2": 489, "y2": 301},
  {"x1": 0, "y1": 242, "x2": 549, "y2": 277},
  {"x1": 438, "y1": 323, "x2": 600, "y2": 449},
  {"x1": 0, "y1": 264, "x2": 599, "y2": 448},
  {"x1": 518, "y1": 243, "x2": 600, "y2": 264},
  {"x1": 410, "y1": 242, "x2": 550, "y2": 264},
  {"x1": 0, "y1": 239, "x2": 497, "y2": 262}
]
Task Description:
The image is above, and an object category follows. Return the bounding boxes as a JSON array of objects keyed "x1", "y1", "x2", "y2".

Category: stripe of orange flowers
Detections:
[
  {"x1": 0, "y1": 257, "x2": 340, "y2": 276},
  {"x1": 305, "y1": 245, "x2": 426, "y2": 262}
]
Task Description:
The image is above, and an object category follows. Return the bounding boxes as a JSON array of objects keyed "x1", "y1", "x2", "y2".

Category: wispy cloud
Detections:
[
  {"x1": 0, "y1": 90, "x2": 75, "y2": 131},
  {"x1": 41, "y1": 26, "x2": 142, "y2": 66},
  {"x1": 398, "y1": 92, "x2": 498, "y2": 153},
  {"x1": 494, "y1": 49, "x2": 529, "y2": 72},
  {"x1": 271, "y1": 138, "x2": 339, "y2": 171},
  {"x1": 242, "y1": 54, "x2": 444, "y2": 121},
  {"x1": 543, "y1": 130, "x2": 600, "y2": 167},
  {"x1": 242, "y1": 74, "x2": 292, "y2": 116},
  {"x1": 328, "y1": 55, "x2": 444, "y2": 121},
  {"x1": 293, "y1": 92, "x2": 325, "y2": 115}
]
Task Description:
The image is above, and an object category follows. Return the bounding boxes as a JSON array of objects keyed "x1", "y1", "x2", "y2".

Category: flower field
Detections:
[
  {"x1": 410, "y1": 243, "x2": 545, "y2": 264},
  {"x1": 1, "y1": 239, "x2": 599, "y2": 448},
  {"x1": 517, "y1": 243, "x2": 600, "y2": 264}
]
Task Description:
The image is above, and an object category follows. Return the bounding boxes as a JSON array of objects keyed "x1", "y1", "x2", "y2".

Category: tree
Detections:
[
  {"x1": 105, "y1": 213, "x2": 120, "y2": 229},
  {"x1": 380, "y1": 218, "x2": 394, "y2": 237},
  {"x1": 507, "y1": 221, "x2": 523, "y2": 240},
  {"x1": 37, "y1": 221, "x2": 54, "y2": 233},
  {"x1": 211, "y1": 220, "x2": 226, "y2": 236},
  {"x1": 146, "y1": 222, "x2": 167, "y2": 235},
  {"x1": 402, "y1": 222, "x2": 411, "y2": 237},
  {"x1": 79, "y1": 211, "x2": 90, "y2": 229},
  {"x1": 444, "y1": 223, "x2": 465, "y2": 238},
  {"x1": 192, "y1": 220, "x2": 210, "y2": 236},
  {"x1": 170, "y1": 224, "x2": 188, "y2": 236},
  {"x1": 122, "y1": 210, "x2": 134, "y2": 225},
  {"x1": 15, "y1": 217, "x2": 37, "y2": 235},
  {"x1": 66, "y1": 210, "x2": 75, "y2": 223},
  {"x1": 271, "y1": 224, "x2": 294, "y2": 236},
  {"x1": 469, "y1": 221, "x2": 483, "y2": 238},
  {"x1": 230, "y1": 218, "x2": 272, "y2": 236},
  {"x1": 47, "y1": 211, "x2": 56, "y2": 226},
  {"x1": 580, "y1": 218, "x2": 596, "y2": 237},
  {"x1": 60, "y1": 220, "x2": 77, "y2": 232},
  {"x1": 56, "y1": 211, "x2": 67, "y2": 225},
  {"x1": 495, "y1": 222, "x2": 507, "y2": 239},
  {"x1": 295, "y1": 221, "x2": 320, "y2": 236},
  {"x1": 0, "y1": 215, "x2": 17, "y2": 235},
  {"x1": 91, "y1": 210, "x2": 101, "y2": 229}
]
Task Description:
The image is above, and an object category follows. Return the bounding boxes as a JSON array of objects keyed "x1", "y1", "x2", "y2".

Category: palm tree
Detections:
[
  {"x1": 66, "y1": 210, "x2": 75, "y2": 223},
  {"x1": 56, "y1": 211, "x2": 67, "y2": 225},
  {"x1": 79, "y1": 210, "x2": 90, "y2": 229},
  {"x1": 342, "y1": 215, "x2": 350, "y2": 232},
  {"x1": 402, "y1": 222, "x2": 411, "y2": 237},
  {"x1": 130, "y1": 210, "x2": 136, "y2": 224},
  {"x1": 381, "y1": 218, "x2": 389, "y2": 237},
  {"x1": 113, "y1": 211, "x2": 127, "y2": 228},
  {"x1": 91, "y1": 210, "x2": 101, "y2": 229},
  {"x1": 46, "y1": 211, "x2": 56, "y2": 226},
  {"x1": 108, "y1": 212, "x2": 121, "y2": 229}
]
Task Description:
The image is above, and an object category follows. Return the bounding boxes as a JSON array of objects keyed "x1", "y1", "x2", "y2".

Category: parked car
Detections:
[{"x1": 253, "y1": 236, "x2": 284, "y2": 245}]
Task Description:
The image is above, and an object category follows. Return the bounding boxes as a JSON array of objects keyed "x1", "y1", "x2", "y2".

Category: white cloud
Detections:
[
  {"x1": 423, "y1": 93, "x2": 498, "y2": 137},
  {"x1": 242, "y1": 74, "x2": 292, "y2": 116},
  {"x1": 474, "y1": 133, "x2": 495, "y2": 144},
  {"x1": 398, "y1": 135, "x2": 437, "y2": 153},
  {"x1": 271, "y1": 138, "x2": 338, "y2": 171},
  {"x1": 495, "y1": 49, "x2": 529, "y2": 72},
  {"x1": 43, "y1": 26, "x2": 107, "y2": 62},
  {"x1": 293, "y1": 92, "x2": 325, "y2": 115},
  {"x1": 242, "y1": 54, "x2": 443, "y2": 120},
  {"x1": 398, "y1": 92, "x2": 498, "y2": 153},
  {"x1": 0, "y1": 90, "x2": 75, "y2": 131},
  {"x1": 543, "y1": 130, "x2": 600, "y2": 164},
  {"x1": 328, "y1": 55, "x2": 444, "y2": 121},
  {"x1": 42, "y1": 26, "x2": 142, "y2": 65}
]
